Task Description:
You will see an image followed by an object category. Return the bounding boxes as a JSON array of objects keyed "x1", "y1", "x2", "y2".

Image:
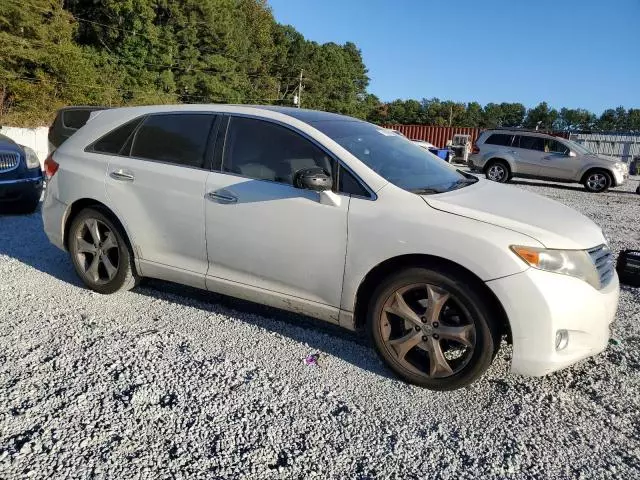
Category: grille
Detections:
[
  {"x1": 0, "y1": 151, "x2": 20, "y2": 173},
  {"x1": 589, "y1": 244, "x2": 615, "y2": 289}
]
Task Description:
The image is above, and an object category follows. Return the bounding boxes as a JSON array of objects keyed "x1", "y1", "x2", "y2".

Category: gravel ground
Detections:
[{"x1": 1, "y1": 177, "x2": 639, "y2": 479}]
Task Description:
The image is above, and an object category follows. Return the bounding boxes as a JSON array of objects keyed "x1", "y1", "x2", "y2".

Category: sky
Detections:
[{"x1": 267, "y1": 0, "x2": 640, "y2": 113}]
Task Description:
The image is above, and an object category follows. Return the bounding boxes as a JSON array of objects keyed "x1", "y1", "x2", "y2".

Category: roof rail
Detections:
[{"x1": 485, "y1": 127, "x2": 567, "y2": 137}]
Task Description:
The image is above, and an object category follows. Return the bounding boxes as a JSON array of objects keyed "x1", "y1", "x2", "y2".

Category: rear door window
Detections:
[
  {"x1": 515, "y1": 135, "x2": 544, "y2": 151},
  {"x1": 131, "y1": 114, "x2": 215, "y2": 168},
  {"x1": 484, "y1": 133, "x2": 513, "y2": 146}
]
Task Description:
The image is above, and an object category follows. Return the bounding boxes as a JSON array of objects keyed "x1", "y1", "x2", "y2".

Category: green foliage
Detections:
[
  {"x1": 0, "y1": 0, "x2": 636, "y2": 131},
  {"x1": 1, "y1": 0, "x2": 370, "y2": 126}
]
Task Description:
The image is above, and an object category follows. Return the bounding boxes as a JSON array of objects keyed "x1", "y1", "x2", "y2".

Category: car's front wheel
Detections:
[
  {"x1": 583, "y1": 170, "x2": 612, "y2": 193},
  {"x1": 367, "y1": 267, "x2": 500, "y2": 390},
  {"x1": 68, "y1": 208, "x2": 140, "y2": 294}
]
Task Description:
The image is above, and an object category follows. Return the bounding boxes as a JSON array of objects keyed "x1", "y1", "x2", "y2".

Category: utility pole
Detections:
[{"x1": 297, "y1": 69, "x2": 303, "y2": 108}]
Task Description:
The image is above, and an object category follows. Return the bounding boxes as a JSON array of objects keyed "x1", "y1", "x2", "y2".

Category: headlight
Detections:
[
  {"x1": 20, "y1": 145, "x2": 41, "y2": 169},
  {"x1": 511, "y1": 246, "x2": 600, "y2": 289},
  {"x1": 614, "y1": 162, "x2": 628, "y2": 172}
]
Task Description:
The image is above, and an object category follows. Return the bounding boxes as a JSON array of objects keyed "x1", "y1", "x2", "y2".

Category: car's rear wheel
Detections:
[
  {"x1": 485, "y1": 160, "x2": 510, "y2": 183},
  {"x1": 367, "y1": 267, "x2": 500, "y2": 390},
  {"x1": 69, "y1": 208, "x2": 140, "y2": 294},
  {"x1": 583, "y1": 170, "x2": 612, "y2": 193}
]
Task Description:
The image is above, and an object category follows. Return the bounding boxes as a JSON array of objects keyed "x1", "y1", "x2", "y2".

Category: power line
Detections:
[
  {"x1": 0, "y1": 73, "x2": 292, "y2": 104},
  {"x1": 1, "y1": 35, "x2": 302, "y2": 82}
]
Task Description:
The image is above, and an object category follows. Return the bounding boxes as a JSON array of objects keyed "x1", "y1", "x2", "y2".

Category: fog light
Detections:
[{"x1": 555, "y1": 330, "x2": 569, "y2": 351}]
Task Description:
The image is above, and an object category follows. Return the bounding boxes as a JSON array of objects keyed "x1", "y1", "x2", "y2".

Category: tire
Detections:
[
  {"x1": 583, "y1": 170, "x2": 612, "y2": 193},
  {"x1": 68, "y1": 208, "x2": 140, "y2": 294},
  {"x1": 485, "y1": 160, "x2": 510, "y2": 183},
  {"x1": 367, "y1": 267, "x2": 500, "y2": 390}
]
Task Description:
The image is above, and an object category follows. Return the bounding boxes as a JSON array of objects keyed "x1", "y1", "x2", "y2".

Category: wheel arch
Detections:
[
  {"x1": 352, "y1": 254, "x2": 512, "y2": 342},
  {"x1": 579, "y1": 166, "x2": 614, "y2": 184},
  {"x1": 63, "y1": 198, "x2": 136, "y2": 258},
  {"x1": 483, "y1": 157, "x2": 513, "y2": 174}
]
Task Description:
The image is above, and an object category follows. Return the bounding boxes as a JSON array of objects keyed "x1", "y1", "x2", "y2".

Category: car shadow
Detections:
[
  {"x1": 133, "y1": 278, "x2": 395, "y2": 380},
  {"x1": 0, "y1": 205, "x2": 395, "y2": 381},
  {"x1": 509, "y1": 179, "x2": 638, "y2": 195},
  {"x1": 0, "y1": 204, "x2": 83, "y2": 286}
]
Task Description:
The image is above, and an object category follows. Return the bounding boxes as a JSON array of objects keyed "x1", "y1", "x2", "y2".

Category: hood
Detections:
[
  {"x1": 423, "y1": 179, "x2": 605, "y2": 250},
  {"x1": 591, "y1": 154, "x2": 619, "y2": 164}
]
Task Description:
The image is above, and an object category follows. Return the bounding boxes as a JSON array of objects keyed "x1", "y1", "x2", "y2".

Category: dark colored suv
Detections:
[
  {"x1": 0, "y1": 134, "x2": 43, "y2": 213},
  {"x1": 49, "y1": 106, "x2": 108, "y2": 149}
]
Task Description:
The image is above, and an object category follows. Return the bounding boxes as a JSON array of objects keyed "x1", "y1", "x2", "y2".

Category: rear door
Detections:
[
  {"x1": 103, "y1": 112, "x2": 217, "y2": 288},
  {"x1": 511, "y1": 135, "x2": 544, "y2": 176}
]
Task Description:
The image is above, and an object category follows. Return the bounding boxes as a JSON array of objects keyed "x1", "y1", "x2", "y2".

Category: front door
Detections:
[
  {"x1": 204, "y1": 116, "x2": 349, "y2": 312},
  {"x1": 105, "y1": 113, "x2": 217, "y2": 287},
  {"x1": 538, "y1": 138, "x2": 581, "y2": 180}
]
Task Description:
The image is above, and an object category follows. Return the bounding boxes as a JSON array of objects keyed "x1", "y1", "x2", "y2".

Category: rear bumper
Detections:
[
  {"x1": 42, "y1": 186, "x2": 67, "y2": 251},
  {"x1": 487, "y1": 268, "x2": 619, "y2": 377},
  {"x1": 0, "y1": 176, "x2": 43, "y2": 204},
  {"x1": 467, "y1": 154, "x2": 483, "y2": 172}
]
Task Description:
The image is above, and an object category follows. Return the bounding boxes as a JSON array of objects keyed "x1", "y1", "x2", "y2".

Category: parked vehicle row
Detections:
[
  {"x1": 0, "y1": 134, "x2": 44, "y2": 213},
  {"x1": 42, "y1": 105, "x2": 619, "y2": 390},
  {"x1": 469, "y1": 129, "x2": 629, "y2": 192}
]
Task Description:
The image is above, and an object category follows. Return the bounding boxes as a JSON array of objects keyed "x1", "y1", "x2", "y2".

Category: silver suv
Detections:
[{"x1": 469, "y1": 129, "x2": 629, "y2": 192}]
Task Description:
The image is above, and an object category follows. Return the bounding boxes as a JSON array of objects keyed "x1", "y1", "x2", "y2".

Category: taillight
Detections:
[
  {"x1": 44, "y1": 153, "x2": 59, "y2": 179},
  {"x1": 472, "y1": 143, "x2": 480, "y2": 154}
]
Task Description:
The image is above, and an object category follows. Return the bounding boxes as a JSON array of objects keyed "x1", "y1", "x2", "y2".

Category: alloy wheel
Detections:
[
  {"x1": 378, "y1": 283, "x2": 476, "y2": 379},
  {"x1": 586, "y1": 173, "x2": 607, "y2": 192},
  {"x1": 487, "y1": 164, "x2": 506, "y2": 182},
  {"x1": 74, "y1": 218, "x2": 120, "y2": 285}
]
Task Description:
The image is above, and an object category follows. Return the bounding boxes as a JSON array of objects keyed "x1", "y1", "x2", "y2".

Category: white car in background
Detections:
[{"x1": 42, "y1": 105, "x2": 618, "y2": 390}]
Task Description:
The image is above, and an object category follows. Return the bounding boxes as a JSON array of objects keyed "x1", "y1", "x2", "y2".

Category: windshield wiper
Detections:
[
  {"x1": 410, "y1": 187, "x2": 443, "y2": 195},
  {"x1": 449, "y1": 177, "x2": 478, "y2": 191}
]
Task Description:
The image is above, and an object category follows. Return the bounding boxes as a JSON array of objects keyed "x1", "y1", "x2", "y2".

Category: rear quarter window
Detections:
[
  {"x1": 62, "y1": 109, "x2": 93, "y2": 130},
  {"x1": 484, "y1": 133, "x2": 513, "y2": 146},
  {"x1": 91, "y1": 117, "x2": 144, "y2": 155}
]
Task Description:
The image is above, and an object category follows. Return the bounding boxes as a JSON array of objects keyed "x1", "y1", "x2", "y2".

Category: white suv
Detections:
[
  {"x1": 42, "y1": 105, "x2": 619, "y2": 390},
  {"x1": 469, "y1": 129, "x2": 629, "y2": 192}
]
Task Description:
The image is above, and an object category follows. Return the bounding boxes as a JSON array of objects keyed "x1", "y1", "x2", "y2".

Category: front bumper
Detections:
[
  {"x1": 487, "y1": 267, "x2": 619, "y2": 377},
  {"x1": 0, "y1": 176, "x2": 43, "y2": 204},
  {"x1": 612, "y1": 168, "x2": 628, "y2": 186}
]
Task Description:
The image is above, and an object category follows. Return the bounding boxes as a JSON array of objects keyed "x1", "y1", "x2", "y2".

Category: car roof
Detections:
[
  {"x1": 484, "y1": 129, "x2": 556, "y2": 138},
  {"x1": 81, "y1": 104, "x2": 365, "y2": 128}
]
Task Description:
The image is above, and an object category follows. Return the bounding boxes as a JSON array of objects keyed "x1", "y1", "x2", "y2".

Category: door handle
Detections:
[
  {"x1": 206, "y1": 191, "x2": 237, "y2": 204},
  {"x1": 110, "y1": 170, "x2": 135, "y2": 182}
]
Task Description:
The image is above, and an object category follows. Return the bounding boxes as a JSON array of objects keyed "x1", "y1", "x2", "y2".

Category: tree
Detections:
[
  {"x1": 523, "y1": 102, "x2": 558, "y2": 129},
  {"x1": 500, "y1": 103, "x2": 526, "y2": 127},
  {"x1": 463, "y1": 102, "x2": 483, "y2": 127}
]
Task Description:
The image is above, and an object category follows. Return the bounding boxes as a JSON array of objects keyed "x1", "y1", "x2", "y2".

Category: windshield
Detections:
[
  {"x1": 313, "y1": 121, "x2": 475, "y2": 194},
  {"x1": 564, "y1": 139, "x2": 593, "y2": 155}
]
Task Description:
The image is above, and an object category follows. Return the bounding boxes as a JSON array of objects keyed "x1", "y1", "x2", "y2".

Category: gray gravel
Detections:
[{"x1": 1, "y1": 177, "x2": 639, "y2": 479}]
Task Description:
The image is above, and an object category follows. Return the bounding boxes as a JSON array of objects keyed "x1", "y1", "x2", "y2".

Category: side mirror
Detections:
[
  {"x1": 568, "y1": 151, "x2": 577, "y2": 157},
  {"x1": 293, "y1": 167, "x2": 333, "y2": 191}
]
